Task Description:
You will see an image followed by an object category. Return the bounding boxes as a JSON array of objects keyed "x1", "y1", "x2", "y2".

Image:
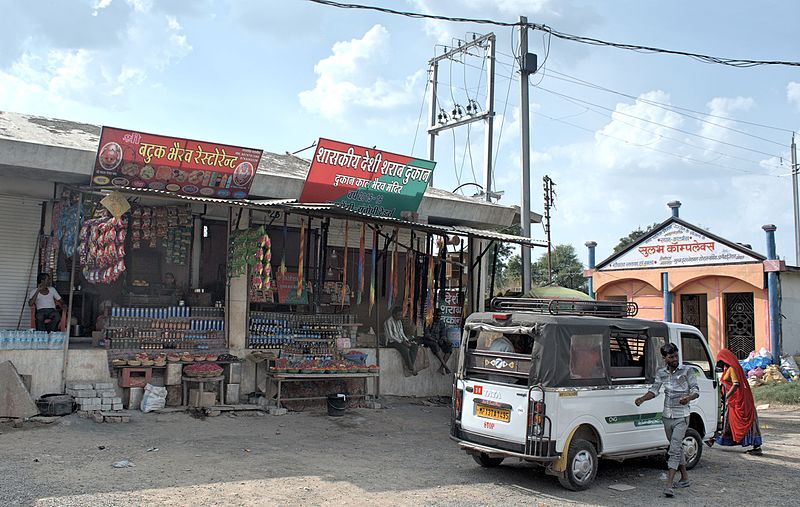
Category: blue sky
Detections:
[{"x1": 1, "y1": 0, "x2": 799, "y2": 266}]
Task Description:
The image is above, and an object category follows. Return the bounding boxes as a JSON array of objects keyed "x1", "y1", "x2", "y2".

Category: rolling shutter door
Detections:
[{"x1": 0, "y1": 195, "x2": 42, "y2": 329}]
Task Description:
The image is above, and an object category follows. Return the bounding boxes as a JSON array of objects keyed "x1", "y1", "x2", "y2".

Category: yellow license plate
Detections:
[{"x1": 476, "y1": 404, "x2": 510, "y2": 422}]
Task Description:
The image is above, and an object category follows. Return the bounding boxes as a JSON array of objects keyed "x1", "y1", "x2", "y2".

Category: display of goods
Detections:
[
  {"x1": 111, "y1": 358, "x2": 127, "y2": 366},
  {"x1": 205, "y1": 354, "x2": 218, "y2": 361},
  {"x1": 79, "y1": 215, "x2": 127, "y2": 284},
  {"x1": 167, "y1": 353, "x2": 181, "y2": 362},
  {"x1": 368, "y1": 365, "x2": 380, "y2": 373},
  {"x1": 127, "y1": 359, "x2": 141, "y2": 366},
  {"x1": 56, "y1": 191, "x2": 82, "y2": 258},
  {"x1": 228, "y1": 226, "x2": 267, "y2": 279},
  {"x1": 217, "y1": 353, "x2": 240, "y2": 362},
  {"x1": 252, "y1": 232, "x2": 272, "y2": 290},
  {"x1": 184, "y1": 362, "x2": 223, "y2": 377}
]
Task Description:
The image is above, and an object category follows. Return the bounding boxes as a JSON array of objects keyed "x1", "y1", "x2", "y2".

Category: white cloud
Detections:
[
  {"x1": 788, "y1": 82, "x2": 800, "y2": 110},
  {"x1": 0, "y1": 4, "x2": 193, "y2": 113},
  {"x1": 299, "y1": 25, "x2": 420, "y2": 120}
]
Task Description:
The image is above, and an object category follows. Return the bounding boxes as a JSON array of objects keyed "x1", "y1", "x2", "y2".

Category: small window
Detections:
[
  {"x1": 606, "y1": 295, "x2": 628, "y2": 302},
  {"x1": 609, "y1": 333, "x2": 646, "y2": 380},
  {"x1": 472, "y1": 330, "x2": 532, "y2": 355},
  {"x1": 681, "y1": 332, "x2": 713, "y2": 379},
  {"x1": 569, "y1": 334, "x2": 605, "y2": 379}
]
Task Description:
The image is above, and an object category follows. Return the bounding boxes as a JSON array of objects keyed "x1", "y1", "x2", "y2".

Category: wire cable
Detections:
[
  {"x1": 305, "y1": 0, "x2": 800, "y2": 68},
  {"x1": 410, "y1": 68, "x2": 431, "y2": 157}
]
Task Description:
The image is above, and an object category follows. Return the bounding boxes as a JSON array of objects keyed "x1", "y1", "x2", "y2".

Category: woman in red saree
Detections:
[{"x1": 715, "y1": 348, "x2": 763, "y2": 454}]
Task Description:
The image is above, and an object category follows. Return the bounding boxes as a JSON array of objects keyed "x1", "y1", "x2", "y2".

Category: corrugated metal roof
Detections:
[{"x1": 451, "y1": 225, "x2": 548, "y2": 247}]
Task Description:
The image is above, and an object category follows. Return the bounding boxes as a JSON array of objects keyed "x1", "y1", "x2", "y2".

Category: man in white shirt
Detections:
[
  {"x1": 384, "y1": 306, "x2": 418, "y2": 376},
  {"x1": 28, "y1": 273, "x2": 62, "y2": 331}
]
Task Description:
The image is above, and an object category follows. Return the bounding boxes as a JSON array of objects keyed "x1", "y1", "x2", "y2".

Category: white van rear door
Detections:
[
  {"x1": 678, "y1": 329, "x2": 719, "y2": 438},
  {"x1": 460, "y1": 379, "x2": 529, "y2": 445}
]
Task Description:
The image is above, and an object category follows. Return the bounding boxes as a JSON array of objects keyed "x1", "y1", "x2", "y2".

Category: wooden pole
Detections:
[{"x1": 60, "y1": 191, "x2": 84, "y2": 392}]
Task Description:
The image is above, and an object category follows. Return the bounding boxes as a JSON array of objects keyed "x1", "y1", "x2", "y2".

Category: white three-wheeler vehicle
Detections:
[{"x1": 450, "y1": 298, "x2": 719, "y2": 490}]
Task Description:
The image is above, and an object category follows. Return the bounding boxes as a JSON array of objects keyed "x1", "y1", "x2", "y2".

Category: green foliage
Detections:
[
  {"x1": 506, "y1": 244, "x2": 587, "y2": 292},
  {"x1": 612, "y1": 222, "x2": 660, "y2": 254},
  {"x1": 227, "y1": 225, "x2": 266, "y2": 278},
  {"x1": 752, "y1": 382, "x2": 800, "y2": 405}
]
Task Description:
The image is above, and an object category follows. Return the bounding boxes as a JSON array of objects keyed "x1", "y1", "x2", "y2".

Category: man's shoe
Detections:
[
  {"x1": 673, "y1": 480, "x2": 690, "y2": 488},
  {"x1": 746, "y1": 447, "x2": 763, "y2": 455},
  {"x1": 663, "y1": 487, "x2": 675, "y2": 498}
]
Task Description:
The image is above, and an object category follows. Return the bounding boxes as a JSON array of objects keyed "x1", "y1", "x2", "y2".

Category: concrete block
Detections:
[
  {"x1": 268, "y1": 407, "x2": 288, "y2": 416},
  {"x1": 0, "y1": 362, "x2": 39, "y2": 419},
  {"x1": 100, "y1": 391, "x2": 116, "y2": 398},
  {"x1": 111, "y1": 397, "x2": 122, "y2": 404},
  {"x1": 93, "y1": 382, "x2": 115, "y2": 390},
  {"x1": 125, "y1": 387, "x2": 144, "y2": 410},
  {"x1": 189, "y1": 390, "x2": 215, "y2": 407},
  {"x1": 107, "y1": 416, "x2": 121, "y2": 423},
  {"x1": 112, "y1": 403, "x2": 122, "y2": 410},
  {"x1": 91, "y1": 412, "x2": 104, "y2": 423},
  {"x1": 72, "y1": 389, "x2": 96, "y2": 398},
  {"x1": 120, "y1": 416, "x2": 130, "y2": 423},
  {"x1": 77, "y1": 410, "x2": 90, "y2": 418},
  {"x1": 165, "y1": 363, "x2": 183, "y2": 386},
  {"x1": 225, "y1": 383, "x2": 240, "y2": 404},
  {"x1": 66, "y1": 382, "x2": 93, "y2": 390},
  {"x1": 165, "y1": 385, "x2": 182, "y2": 407}
]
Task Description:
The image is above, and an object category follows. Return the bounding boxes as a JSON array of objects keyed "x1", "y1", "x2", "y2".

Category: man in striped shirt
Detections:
[{"x1": 635, "y1": 342, "x2": 699, "y2": 498}]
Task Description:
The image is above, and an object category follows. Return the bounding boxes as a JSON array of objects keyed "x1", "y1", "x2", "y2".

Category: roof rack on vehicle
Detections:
[{"x1": 489, "y1": 297, "x2": 638, "y2": 318}]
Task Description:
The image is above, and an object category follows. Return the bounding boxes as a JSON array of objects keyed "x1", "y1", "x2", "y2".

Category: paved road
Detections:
[{"x1": 1, "y1": 400, "x2": 797, "y2": 506}]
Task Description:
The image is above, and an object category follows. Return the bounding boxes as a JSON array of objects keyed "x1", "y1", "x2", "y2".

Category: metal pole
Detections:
[
  {"x1": 61, "y1": 192, "x2": 84, "y2": 392},
  {"x1": 483, "y1": 34, "x2": 496, "y2": 202},
  {"x1": 427, "y1": 62, "x2": 438, "y2": 183},
  {"x1": 791, "y1": 135, "x2": 799, "y2": 266},
  {"x1": 519, "y1": 16, "x2": 532, "y2": 294},
  {"x1": 763, "y1": 224, "x2": 781, "y2": 363}
]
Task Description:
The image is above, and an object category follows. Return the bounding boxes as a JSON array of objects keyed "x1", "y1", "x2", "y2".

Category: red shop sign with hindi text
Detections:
[{"x1": 92, "y1": 126, "x2": 263, "y2": 199}]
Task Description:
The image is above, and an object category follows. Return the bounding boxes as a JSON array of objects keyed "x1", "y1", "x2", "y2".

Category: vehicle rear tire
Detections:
[
  {"x1": 472, "y1": 453, "x2": 504, "y2": 468},
  {"x1": 557, "y1": 438, "x2": 598, "y2": 491},
  {"x1": 682, "y1": 427, "x2": 703, "y2": 470}
]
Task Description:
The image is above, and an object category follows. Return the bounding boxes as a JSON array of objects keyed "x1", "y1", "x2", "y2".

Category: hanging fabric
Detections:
[
  {"x1": 387, "y1": 227, "x2": 397, "y2": 309},
  {"x1": 402, "y1": 244, "x2": 411, "y2": 317},
  {"x1": 341, "y1": 221, "x2": 349, "y2": 306},
  {"x1": 369, "y1": 226, "x2": 377, "y2": 315},
  {"x1": 279, "y1": 212, "x2": 288, "y2": 274},
  {"x1": 296, "y1": 218, "x2": 305, "y2": 296},
  {"x1": 425, "y1": 242, "x2": 435, "y2": 327},
  {"x1": 357, "y1": 222, "x2": 365, "y2": 305}
]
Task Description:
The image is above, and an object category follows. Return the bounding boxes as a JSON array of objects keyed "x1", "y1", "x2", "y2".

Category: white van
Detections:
[{"x1": 450, "y1": 298, "x2": 719, "y2": 490}]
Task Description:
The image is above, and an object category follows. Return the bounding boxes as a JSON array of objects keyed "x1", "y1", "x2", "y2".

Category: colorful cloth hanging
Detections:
[
  {"x1": 297, "y1": 218, "x2": 305, "y2": 296},
  {"x1": 369, "y1": 227, "x2": 377, "y2": 315},
  {"x1": 357, "y1": 223, "x2": 365, "y2": 305},
  {"x1": 425, "y1": 251, "x2": 435, "y2": 327},
  {"x1": 341, "y1": 221, "x2": 349, "y2": 306}
]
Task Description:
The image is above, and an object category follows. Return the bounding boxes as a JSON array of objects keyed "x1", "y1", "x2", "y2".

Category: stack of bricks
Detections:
[{"x1": 67, "y1": 381, "x2": 129, "y2": 422}]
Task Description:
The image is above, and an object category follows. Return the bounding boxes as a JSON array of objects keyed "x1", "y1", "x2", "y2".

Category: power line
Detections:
[
  {"x1": 539, "y1": 87, "x2": 787, "y2": 172},
  {"x1": 305, "y1": 0, "x2": 800, "y2": 68},
  {"x1": 532, "y1": 109, "x2": 785, "y2": 178},
  {"x1": 535, "y1": 85, "x2": 785, "y2": 160}
]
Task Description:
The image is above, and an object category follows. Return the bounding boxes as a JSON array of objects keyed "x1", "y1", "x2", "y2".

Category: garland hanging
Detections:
[
  {"x1": 341, "y1": 221, "x2": 349, "y2": 306},
  {"x1": 357, "y1": 222, "x2": 365, "y2": 305},
  {"x1": 297, "y1": 218, "x2": 305, "y2": 296}
]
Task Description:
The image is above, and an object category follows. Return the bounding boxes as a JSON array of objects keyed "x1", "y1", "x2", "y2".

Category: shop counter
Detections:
[{"x1": 265, "y1": 371, "x2": 379, "y2": 408}]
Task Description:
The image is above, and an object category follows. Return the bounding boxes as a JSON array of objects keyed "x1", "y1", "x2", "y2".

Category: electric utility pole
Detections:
[
  {"x1": 792, "y1": 134, "x2": 799, "y2": 265},
  {"x1": 426, "y1": 33, "x2": 497, "y2": 200},
  {"x1": 519, "y1": 16, "x2": 536, "y2": 293},
  {"x1": 543, "y1": 175, "x2": 556, "y2": 284}
]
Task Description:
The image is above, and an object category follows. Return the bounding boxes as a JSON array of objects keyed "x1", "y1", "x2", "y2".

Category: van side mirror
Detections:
[{"x1": 714, "y1": 366, "x2": 723, "y2": 374}]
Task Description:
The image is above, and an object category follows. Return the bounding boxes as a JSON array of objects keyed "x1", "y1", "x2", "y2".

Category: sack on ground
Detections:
[{"x1": 140, "y1": 383, "x2": 167, "y2": 413}]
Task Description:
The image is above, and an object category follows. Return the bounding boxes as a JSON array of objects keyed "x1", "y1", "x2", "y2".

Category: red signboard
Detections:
[
  {"x1": 91, "y1": 126, "x2": 263, "y2": 199},
  {"x1": 299, "y1": 138, "x2": 435, "y2": 219}
]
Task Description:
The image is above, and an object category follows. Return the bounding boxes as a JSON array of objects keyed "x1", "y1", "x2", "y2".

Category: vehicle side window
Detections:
[
  {"x1": 569, "y1": 334, "x2": 605, "y2": 379},
  {"x1": 609, "y1": 333, "x2": 646, "y2": 381},
  {"x1": 681, "y1": 332, "x2": 713, "y2": 380}
]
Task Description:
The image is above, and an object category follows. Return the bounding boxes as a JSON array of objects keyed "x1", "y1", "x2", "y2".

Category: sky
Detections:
[{"x1": 1, "y1": 0, "x2": 800, "y2": 267}]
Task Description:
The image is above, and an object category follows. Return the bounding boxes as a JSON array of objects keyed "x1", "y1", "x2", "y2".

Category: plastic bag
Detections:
[
  {"x1": 781, "y1": 355, "x2": 800, "y2": 377},
  {"x1": 140, "y1": 383, "x2": 167, "y2": 413}
]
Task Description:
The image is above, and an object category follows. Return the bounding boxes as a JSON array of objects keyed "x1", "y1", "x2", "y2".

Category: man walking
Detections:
[{"x1": 635, "y1": 342, "x2": 699, "y2": 498}]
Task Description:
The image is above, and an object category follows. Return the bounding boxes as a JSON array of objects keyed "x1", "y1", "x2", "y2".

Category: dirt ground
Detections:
[{"x1": 1, "y1": 400, "x2": 798, "y2": 507}]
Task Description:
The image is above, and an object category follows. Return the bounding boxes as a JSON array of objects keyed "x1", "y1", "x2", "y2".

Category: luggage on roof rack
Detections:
[{"x1": 489, "y1": 297, "x2": 638, "y2": 318}]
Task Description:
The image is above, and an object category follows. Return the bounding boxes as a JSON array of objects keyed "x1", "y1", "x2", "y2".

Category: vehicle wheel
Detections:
[
  {"x1": 557, "y1": 438, "x2": 598, "y2": 491},
  {"x1": 472, "y1": 453, "x2": 504, "y2": 468},
  {"x1": 682, "y1": 428, "x2": 703, "y2": 470}
]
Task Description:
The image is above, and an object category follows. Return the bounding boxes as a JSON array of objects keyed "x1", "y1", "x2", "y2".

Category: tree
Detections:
[
  {"x1": 612, "y1": 222, "x2": 660, "y2": 254},
  {"x1": 506, "y1": 244, "x2": 587, "y2": 292}
]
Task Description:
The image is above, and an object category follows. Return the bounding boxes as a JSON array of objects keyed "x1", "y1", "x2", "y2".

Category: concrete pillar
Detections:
[
  {"x1": 228, "y1": 209, "x2": 250, "y2": 351},
  {"x1": 668, "y1": 200, "x2": 681, "y2": 218},
  {"x1": 763, "y1": 224, "x2": 781, "y2": 363},
  {"x1": 585, "y1": 241, "x2": 597, "y2": 299},
  {"x1": 662, "y1": 272, "x2": 672, "y2": 322}
]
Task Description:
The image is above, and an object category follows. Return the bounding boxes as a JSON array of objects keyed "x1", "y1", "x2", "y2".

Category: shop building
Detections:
[
  {"x1": 0, "y1": 111, "x2": 537, "y2": 402},
  {"x1": 586, "y1": 201, "x2": 800, "y2": 360}
]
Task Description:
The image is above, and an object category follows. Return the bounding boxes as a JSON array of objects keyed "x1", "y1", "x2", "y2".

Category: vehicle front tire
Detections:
[
  {"x1": 682, "y1": 427, "x2": 703, "y2": 470},
  {"x1": 472, "y1": 453, "x2": 504, "y2": 468},
  {"x1": 557, "y1": 438, "x2": 598, "y2": 491}
]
